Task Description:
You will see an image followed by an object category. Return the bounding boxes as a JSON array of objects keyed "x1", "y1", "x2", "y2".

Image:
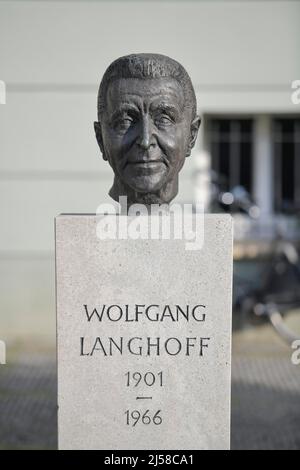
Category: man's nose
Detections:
[{"x1": 137, "y1": 116, "x2": 155, "y2": 150}]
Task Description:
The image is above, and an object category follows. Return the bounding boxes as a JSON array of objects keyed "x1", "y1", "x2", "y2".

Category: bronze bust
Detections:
[{"x1": 94, "y1": 53, "x2": 200, "y2": 205}]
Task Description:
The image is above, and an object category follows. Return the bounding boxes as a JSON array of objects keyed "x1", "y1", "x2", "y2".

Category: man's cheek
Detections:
[
  {"x1": 102, "y1": 142, "x2": 119, "y2": 168},
  {"x1": 163, "y1": 135, "x2": 187, "y2": 163},
  {"x1": 157, "y1": 131, "x2": 179, "y2": 155},
  {"x1": 103, "y1": 133, "x2": 121, "y2": 157}
]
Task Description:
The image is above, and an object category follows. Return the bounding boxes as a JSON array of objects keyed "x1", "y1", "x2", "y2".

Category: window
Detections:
[
  {"x1": 273, "y1": 118, "x2": 300, "y2": 213},
  {"x1": 209, "y1": 118, "x2": 253, "y2": 194}
]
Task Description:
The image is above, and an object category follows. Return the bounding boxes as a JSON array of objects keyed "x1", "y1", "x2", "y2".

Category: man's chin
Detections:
[{"x1": 125, "y1": 175, "x2": 167, "y2": 194}]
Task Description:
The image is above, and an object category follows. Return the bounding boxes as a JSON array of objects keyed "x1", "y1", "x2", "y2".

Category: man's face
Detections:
[{"x1": 98, "y1": 77, "x2": 193, "y2": 194}]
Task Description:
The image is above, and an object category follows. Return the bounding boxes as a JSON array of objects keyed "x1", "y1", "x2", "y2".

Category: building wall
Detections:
[{"x1": 0, "y1": 0, "x2": 299, "y2": 344}]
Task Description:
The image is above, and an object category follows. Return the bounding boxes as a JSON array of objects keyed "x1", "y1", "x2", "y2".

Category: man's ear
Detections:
[
  {"x1": 94, "y1": 121, "x2": 107, "y2": 161},
  {"x1": 186, "y1": 116, "x2": 201, "y2": 157}
]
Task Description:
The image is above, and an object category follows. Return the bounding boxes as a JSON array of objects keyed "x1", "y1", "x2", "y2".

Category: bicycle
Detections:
[{"x1": 209, "y1": 173, "x2": 300, "y2": 345}]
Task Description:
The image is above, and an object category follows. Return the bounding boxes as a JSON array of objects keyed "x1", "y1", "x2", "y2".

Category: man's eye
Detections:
[
  {"x1": 114, "y1": 117, "x2": 134, "y2": 131},
  {"x1": 156, "y1": 115, "x2": 173, "y2": 126}
]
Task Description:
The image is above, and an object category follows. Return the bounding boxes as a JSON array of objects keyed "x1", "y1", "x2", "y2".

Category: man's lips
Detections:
[
  {"x1": 124, "y1": 159, "x2": 167, "y2": 175},
  {"x1": 127, "y1": 160, "x2": 165, "y2": 166}
]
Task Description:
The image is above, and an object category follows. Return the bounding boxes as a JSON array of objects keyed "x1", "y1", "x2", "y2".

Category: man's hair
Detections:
[{"x1": 97, "y1": 53, "x2": 197, "y2": 121}]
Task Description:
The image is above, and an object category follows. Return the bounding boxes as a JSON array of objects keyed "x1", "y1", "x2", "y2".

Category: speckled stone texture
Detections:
[{"x1": 56, "y1": 214, "x2": 233, "y2": 450}]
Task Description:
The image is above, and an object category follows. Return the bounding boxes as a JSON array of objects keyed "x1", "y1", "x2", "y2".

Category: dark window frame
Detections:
[
  {"x1": 208, "y1": 116, "x2": 254, "y2": 195},
  {"x1": 273, "y1": 116, "x2": 300, "y2": 214}
]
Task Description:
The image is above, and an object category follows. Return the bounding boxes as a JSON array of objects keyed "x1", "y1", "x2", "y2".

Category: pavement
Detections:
[{"x1": 0, "y1": 320, "x2": 300, "y2": 450}]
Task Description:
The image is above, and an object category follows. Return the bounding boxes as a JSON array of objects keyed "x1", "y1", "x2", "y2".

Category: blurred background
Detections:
[{"x1": 0, "y1": 0, "x2": 300, "y2": 450}]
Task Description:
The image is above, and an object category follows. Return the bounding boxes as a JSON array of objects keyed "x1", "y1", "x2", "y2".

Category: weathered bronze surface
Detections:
[{"x1": 94, "y1": 53, "x2": 200, "y2": 205}]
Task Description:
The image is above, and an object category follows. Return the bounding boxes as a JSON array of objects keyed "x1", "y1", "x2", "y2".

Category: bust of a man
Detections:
[{"x1": 94, "y1": 53, "x2": 200, "y2": 205}]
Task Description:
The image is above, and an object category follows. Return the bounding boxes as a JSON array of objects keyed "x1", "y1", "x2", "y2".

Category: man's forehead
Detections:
[{"x1": 107, "y1": 77, "x2": 185, "y2": 106}]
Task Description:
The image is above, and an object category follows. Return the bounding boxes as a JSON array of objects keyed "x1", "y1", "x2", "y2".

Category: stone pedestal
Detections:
[{"x1": 56, "y1": 214, "x2": 232, "y2": 450}]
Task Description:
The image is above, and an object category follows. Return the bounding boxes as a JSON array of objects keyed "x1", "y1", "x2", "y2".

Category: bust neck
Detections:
[{"x1": 109, "y1": 177, "x2": 179, "y2": 207}]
